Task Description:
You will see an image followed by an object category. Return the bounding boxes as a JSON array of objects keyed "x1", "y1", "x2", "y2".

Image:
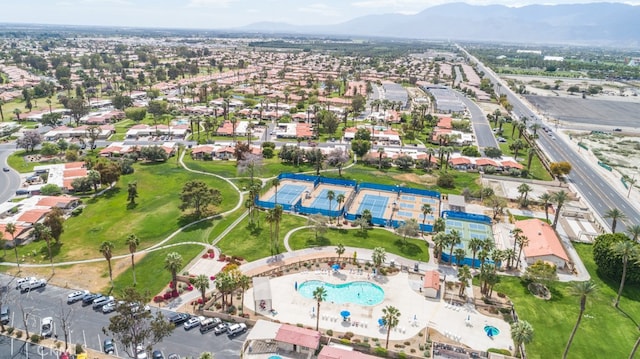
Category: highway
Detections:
[
  {"x1": 462, "y1": 46, "x2": 640, "y2": 233},
  {"x1": 0, "y1": 144, "x2": 21, "y2": 203}
]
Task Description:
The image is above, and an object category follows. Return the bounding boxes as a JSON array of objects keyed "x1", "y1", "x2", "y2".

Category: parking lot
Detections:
[{"x1": 1, "y1": 274, "x2": 247, "y2": 359}]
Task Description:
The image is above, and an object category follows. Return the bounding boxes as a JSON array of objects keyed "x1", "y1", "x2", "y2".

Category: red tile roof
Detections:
[
  {"x1": 475, "y1": 158, "x2": 499, "y2": 167},
  {"x1": 449, "y1": 157, "x2": 471, "y2": 165},
  {"x1": 275, "y1": 324, "x2": 321, "y2": 349},
  {"x1": 64, "y1": 162, "x2": 85, "y2": 169},
  {"x1": 0, "y1": 223, "x2": 28, "y2": 241},
  {"x1": 423, "y1": 270, "x2": 441, "y2": 290},
  {"x1": 36, "y1": 196, "x2": 79, "y2": 207},
  {"x1": 501, "y1": 160, "x2": 524, "y2": 169},
  {"x1": 18, "y1": 209, "x2": 49, "y2": 224},
  {"x1": 515, "y1": 219, "x2": 569, "y2": 262}
]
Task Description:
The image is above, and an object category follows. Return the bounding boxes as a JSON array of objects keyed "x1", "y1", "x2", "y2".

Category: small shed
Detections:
[
  {"x1": 423, "y1": 270, "x2": 441, "y2": 299},
  {"x1": 447, "y1": 194, "x2": 466, "y2": 212},
  {"x1": 252, "y1": 277, "x2": 273, "y2": 312},
  {"x1": 275, "y1": 323, "x2": 321, "y2": 355}
]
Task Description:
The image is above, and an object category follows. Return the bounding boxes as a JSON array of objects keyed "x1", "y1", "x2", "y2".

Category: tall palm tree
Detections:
[
  {"x1": 511, "y1": 320, "x2": 534, "y2": 358},
  {"x1": 432, "y1": 232, "x2": 449, "y2": 263},
  {"x1": 5, "y1": 222, "x2": 20, "y2": 272},
  {"x1": 421, "y1": 204, "x2": 432, "y2": 236},
  {"x1": 382, "y1": 305, "x2": 401, "y2": 349},
  {"x1": 515, "y1": 235, "x2": 529, "y2": 270},
  {"x1": 503, "y1": 248, "x2": 516, "y2": 269},
  {"x1": 336, "y1": 194, "x2": 345, "y2": 222},
  {"x1": 99, "y1": 241, "x2": 115, "y2": 286},
  {"x1": 193, "y1": 274, "x2": 210, "y2": 307},
  {"x1": 448, "y1": 230, "x2": 462, "y2": 265},
  {"x1": 372, "y1": 247, "x2": 386, "y2": 274},
  {"x1": 377, "y1": 147, "x2": 385, "y2": 170},
  {"x1": 313, "y1": 286, "x2": 327, "y2": 331},
  {"x1": 627, "y1": 225, "x2": 640, "y2": 242},
  {"x1": 468, "y1": 238, "x2": 483, "y2": 269},
  {"x1": 612, "y1": 241, "x2": 638, "y2": 307},
  {"x1": 517, "y1": 183, "x2": 532, "y2": 205},
  {"x1": 539, "y1": 193, "x2": 552, "y2": 223},
  {"x1": 454, "y1": 248, "x2": 466, "y2": 266},
  {"x1": 526, "y1": 147, "x2": 536, "y2": 171},
  {"x1": 271, "y1": 178, "x2": 281, "y2": 205},
  {"x1": 326, "y1": 190, "x2": 335, "y2": 224},
  {"x1": 552, "y1": 190, "x2": 569, "y2": 229},
  {"x1": 126, "y1": 233, "x2": 140, "y2": 286},
  {"x1": 457, "y1": 265, "x2": 472, "y2": 296},
  {"x1": 265, "y1": 209, "x2": 276, "y2": 255},
  {"x1": 237, "y1": 274, "x2": 251, "y2": 315},
  {"x1": 563, "y1": 281, "x2": 597, "y2": 359},
  {"x1": 335, "y1": 243, "x2": 345, "y2": 261},
  {"x1": 605, "y1": 208, "x2": 627, "y2": 233},
  {"x1": 272, "y1": 205, "x2": 283, "y2": 255},
  {"x1": 164, "y1": 252, "x2": 183, "y2": 294}
]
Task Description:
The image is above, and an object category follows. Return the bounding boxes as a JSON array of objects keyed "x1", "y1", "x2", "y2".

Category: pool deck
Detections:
[{"x1": 243, "y1": 269, "x2": 512, "y2": 352}]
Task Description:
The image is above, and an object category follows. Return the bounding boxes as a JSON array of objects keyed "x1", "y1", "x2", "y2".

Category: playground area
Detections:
[
  {"x1": 441, "y1": 212, "x2": 495, "y2": 267},
  {"x1": 298, "y1": 183, "x2": 355, "y2": 212}
]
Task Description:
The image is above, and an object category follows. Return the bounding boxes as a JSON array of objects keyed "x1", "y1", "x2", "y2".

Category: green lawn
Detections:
[
  {"x1": 217, "y1": 212, "x2": 307, "y2": 261},
  {"x1": 110, "y1": 243, "x2": 205, "y2": 296},
  {"x1": 183, "y1": 153, "x2": 315, "y2": 179},
  {"x1": 496, "y1": 122, "x2": 552, "y2": 181},
  {"x1": 7, "y1": 150, "x2": 57, "y2": 173},
  {"x1": 288, "y1": 227, "x2": 430, "y2": 263},
  {"x1": 16, "y1": 162, "x2": 239, "y2": 263},
  {"x1": 493, "y1": 243, "x2": 640, "y2": 358}
]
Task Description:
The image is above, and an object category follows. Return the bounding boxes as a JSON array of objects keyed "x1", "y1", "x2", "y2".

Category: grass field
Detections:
[
  {"x1": 109, "y1": 243, "x2": 205, "y2": 296},
  {"x1": 182, "y1": 153, "x2": 315, "y2": 179},
  {"x1": 493, "y1": 243, "x2": 640, "y2": 358},
  {"x1": 288, "y1": 227, "x2": 430, "y2": 263},
  {"x1": 497, "y1": 122, "x2": 552, "y2": 181},
  {"x1": 16, "y1": 161, "x2": 239, "y2": 263},
  {"x1": 216, "y1": 212, "x2": 307, "y2": 261}
]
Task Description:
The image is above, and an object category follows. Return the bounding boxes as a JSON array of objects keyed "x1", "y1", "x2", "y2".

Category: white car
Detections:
[
  {"x1": 102, "y1": 301, "x2": 117, "y2": 314},
  {"x1": 136, "y1": 345, "x2": 148, "y2": 359},
  {"x1": 16, "y1": 277, "x2": 35, "y2": 289},
  {"x1": 67, "y1": 290, "x2": 90, "y2": 304},
  {"x1": 20, "y1": 278, "x2": 46, "y2": 292},
  {"x1": 41, "y1": 317, "x2": 53, "y2": 338},
  {"x1": 183, "y1": 317, "x2": 201, "y2": 330}
]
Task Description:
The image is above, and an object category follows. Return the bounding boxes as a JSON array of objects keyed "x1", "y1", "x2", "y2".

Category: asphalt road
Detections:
[
  {"x1": 0, "y1": 335, "x2": 61, "y2": 359},
  {"x1": 464, "y1": 47, "x2": 640, "y2": 233},
  {"x1": 0, "y1": 145, "x2": 21, "y2": 203},
  {"x1": 0, "y1": 274, "x2": 246, "y2": 359},
  {"x1": 455, "y1": 92, "x2": 499, "y2": 149}
]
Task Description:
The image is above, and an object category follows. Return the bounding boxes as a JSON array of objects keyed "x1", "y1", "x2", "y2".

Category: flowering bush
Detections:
[
  {"x1": 208, "y1": 252, "x2": 215, "y2": 259},
  {"x1": 210, "y1": 275, "x2": 216, "y2": 280},
  {"x1": 187, "y1": 285, "x2": 194, "y2": 291},
  {"x1": 172, "y1": 290, "x2": 179, "y2": 298},
  {"x1": 163, "y1": 292, "x2": 172, "y2": 300},
  {"x1": 197, "y1": 298, "x2": 203, "y2": 304},
  {"x1": 169, "y1": 281, "x2": 174, "y2": 289},
  {"x1": 153, "y1": 296, "x2": 164, "y2": 303},
  {"x1": 202, "y1": 254, "x2": 209, "y2": 259}
]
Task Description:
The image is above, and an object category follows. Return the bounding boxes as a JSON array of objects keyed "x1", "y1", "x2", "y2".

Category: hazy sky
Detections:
[{"x1": 1, "y1": 0, "x2": 638, "y2": 29}]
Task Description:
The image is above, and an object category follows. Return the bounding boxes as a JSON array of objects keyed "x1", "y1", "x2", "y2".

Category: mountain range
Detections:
[{"x1": 239, "y1": 2, "x2": 640, "y2": 46}]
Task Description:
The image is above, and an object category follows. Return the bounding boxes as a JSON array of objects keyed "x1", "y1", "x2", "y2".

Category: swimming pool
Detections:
[
  {"x1": 267, "y1": 356, "x2": 282, "y2": 359},
  {"x1": 298, "y1": 280, "x2": 384, "y2": 306}
]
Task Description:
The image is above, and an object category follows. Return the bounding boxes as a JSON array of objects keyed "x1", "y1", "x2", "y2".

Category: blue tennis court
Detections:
[
  {"x1": 310, "y1": 189, "x2": 346, "y2": 210},
  {"x1": 422, "y1": 198, "x2": 437, "y2": 204},
  {"x1": 399, "y1": 203, "x2": 414, "y2": 209},
  {"x1": 401, "y1": 195, "x2": 415, "y2": 201},
  {"x1": 357, "y1": 194, "x2": 388, "y2": 218},
  {"x1": 269, "y1": 184, "x2": 306, "y2": 204},
  {"x1": 397, "y1": 210, "x2": 413, "y2": 217}
]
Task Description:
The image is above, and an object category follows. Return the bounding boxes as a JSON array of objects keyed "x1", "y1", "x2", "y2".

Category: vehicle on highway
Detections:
[
  {"x1": 0, "y1": 305, "x2": 9, "y2": 324},
  {"x1": 82, "y1": 293, "x2": 100, "y2": 306},
  {"x1": 227, "y1": 323, "x2": 247, "y2": 337},
  {"x1": 167, "y1": 312, "x2": 190, "y2": 326},
  {"x1": 614, "y1": 128, "x2": 622, "y2": 132},
  {"x1": 152, "y1": 350, "x2": 164, "y2": 359},
  {"x1": 67, "y1": 290, "x2": 90, "y2": 304},
  {"x1": 16, "y1": 277, "x2": 36, "y2": 289},
  {"x1": 20, "y1": 278, "x2": 46, "y2": 292},
  {"x1": 199, "y1": 317, "x2": 221, "y2": 333},
  {"x1": 213, "y1": 322, "x2": 229, "y2": 335},
  {"x1": 103, "y1": 338, "x2": 115, "y2": 354},
  {"x1": 93, "y1": 296, "x2": 114, "y2": 310},
  {"x1": 183, "y1": 317, "x2": 201, "y2": 330},
  {"x1": 41, "y1": 317, "x2": 53, "y2": 338},
  {"x1": 2, "y1": 167, "x2": 9, "y2": 172},
  {"x1": 102, "y1": 301, "x2": 117, "y2": 314}
]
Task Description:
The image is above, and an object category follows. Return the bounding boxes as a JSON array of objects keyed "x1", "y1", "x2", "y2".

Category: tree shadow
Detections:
[
  {"x1": 126, "y1": 202, "x2": 138, "y2": 210},
  {"x1": 102, "y1": 186, "x2": 121, "y2": 199},
  {"x1": 393, "y1": 239, "x2": 424, "y2": 257},
  {"x1": 354, "y1": 230, "x2": 369, "y2": 239},
  {"x1": 247, "y1": 222, "x2": 262, "y2": 236},
  {"x1": 178, "y1": 213, "x2": 202, "y2": 227},
  {"x1": 306, "y1": 235, "x2": 331, "y2": 247},
  {"x1": 182, "y1": 219, "x2": 213, "y2": 233}
]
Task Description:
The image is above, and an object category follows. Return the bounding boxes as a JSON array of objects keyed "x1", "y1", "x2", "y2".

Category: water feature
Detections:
[{"x1": 297, "y1": 280, "x2": 384, "y2": 306}]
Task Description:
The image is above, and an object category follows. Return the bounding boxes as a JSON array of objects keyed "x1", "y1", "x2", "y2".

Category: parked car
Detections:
[
  {"x1": 103, "y1": 338, "x2": 115, "y2": 354},
  {"x1": 41, "y1": 317, "x2": 53, "y2": 338},
  {"x1": 16, "y1": 277, "x2": 35, "y2": 289},
  {"x1": 199, "y1": 318, "x2": 221, "y2": 333},
  {"x1": 167, "y1": 354, "x2": 180, "y2": 359},
  {"x1": 93, "y1": 296, "x2": 114, "y2": 310},
  {"x1": 82, "y1": 293, "x2": 100, "y2": 306},
  {"x1": 102, "y1": 301, "x2": 117, "y2": 314},
  {"x1": 167, "y1": 312, "x2": 190, "y2": 326},
  {"x1": 20, "y1": 279, "x2": 46, "y2": 293},
  {"x1": 0, "y1": 306, "x2": 9, "y2": 324},
  {"x1": 227, "y1": 323, "x2": 247, "y2": 337},
  {"x1": 67, "y1": 290, "x2": 89, "y2": 304},
  {"x1": 2, "y1": 167, "x2": 9, "y2": 172},
  {"x1": 183, "y1": 317, "x2": 201, "y2": 330},
  {"x1": 213, "y1": 322, "x2": 229, "y2": 335},
  {"x1": 136, "y1": 345, "x2": 148, "y2": 359},
  {"x1": 152, "y1": 350, "x2": 164, "y2": 359}
]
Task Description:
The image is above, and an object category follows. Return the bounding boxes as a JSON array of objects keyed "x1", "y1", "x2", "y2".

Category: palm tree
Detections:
[
  {"x1": 605, "y1": 208, "x2": 627, "y2": 233},
  {"x1": 193, "y1": 274, "x2": 210, "y2": 307},
  {"x1": 326, "y1": 190, "x2": 335, "y2": 224},
  {"x1": 627, "y1": 225, "x2": 640, "y2": 242},
  {"x1": 447, "y1": 230, "x2": 462, "y2": 265},
  {"x1": 526, "y1": 147, "x2": 536, "y2": 171},
  {"x1": 515, "y1": 235, "x2": 529, "y2": 270},
  {"x1": 612, "y1": 241, "x2": 638, "y2": 307},
  {"x1": 237, "y1": 274, "x2": 251, "y2": 315},
  {"x1": 454, "y1": 248, "x2": 466, "y2": 266},
  {"x1": 272, "y1": 205, "x2": 283, "y2": 255},
  {"x1": 421, "y1": 204, "x2": 432, "y2": 236},
  {"x1": 335, "y1": 244, "x2": 345, "y2": 261},
  {"x1": 99, "y1": 241, "x2": 115, "y2": 286},
  {"x1": 563, "y1": 281, "x2": 597, "y2": 359},
  {"x1": 377, "y1": 147, "x2": 385, "y2": 170},
  {"x1": 372, "y1": 247, "x2": 386, "y2": 274},
  {"x1": 552, "y1": 190, "x2": 569, "y2": 229},
  {"x1": 271, "y1": 178, "x2": 281, "y2": 205},
  {"x1": 539, "y1": 193, "x2": 552, "y2": 223},
  {"x1": 336, "y1": 194, "x2": 345, "y2": 223},
  {"x1": 517, "y1": 183, "x2": 532, "y2": 206},
  {"x1": 313, "y1": 286, "x2": 327, "y2": 330},
  {"x1": 457, "y1": 265, "x2": 472, "y2": 296},
  {"x1": 432, "y1": 232, "x2": 449, "y2": 263},
  {"x1": 164, "y1": 252, "x2": 183, "y2": 294},
  {"x1": 382, "y1": 305, "x2": 401, "y2": 349},
  {"x1": 265, "y1": 209, "x2": 276, "y2": 255},
  {"x1": 468, "y1": 238, "x2": 483, "y2": 269},
  {"x1": 5, "y1": 222, "x2": 19, "y2": 272},
  {"x1": 511, "y1": 320, "x2": 534, "y2": 357},
  {"x1": 126, "y1": 234, "x2": 140, "y2": 286},
  {"x1": 509, "y1": 139, "x2": 527, "y2": 161}
]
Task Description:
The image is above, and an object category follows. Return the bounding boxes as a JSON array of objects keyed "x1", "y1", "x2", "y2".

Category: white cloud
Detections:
[
  {"x1": 298, "y1": 3, "x2": 340, "y2": 16},
  {"x1": 188, "y1": 0, "x2": 237, "y2": 8}
]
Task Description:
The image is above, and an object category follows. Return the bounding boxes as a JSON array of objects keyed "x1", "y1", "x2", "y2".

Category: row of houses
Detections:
[
  {"x1": 44, "y1": 124, "x2": 115, "y2": 141},
  {"x1": 99, "y1": 142, "x2": 177, "y2": 158},
  {"x1": 343, "y1": 126, "x2": 401, "y2": 145},
  {"x1": 430, "y1": 116, "x2": 474, "y2": 146}
]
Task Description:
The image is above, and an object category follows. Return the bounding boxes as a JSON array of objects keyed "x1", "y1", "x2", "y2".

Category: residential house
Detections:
[{"x1": 515, "y1": 219, "x2": 570, "y2": 269}]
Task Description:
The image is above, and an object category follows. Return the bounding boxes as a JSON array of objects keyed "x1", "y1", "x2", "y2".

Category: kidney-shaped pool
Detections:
[{"x1": 297, "y1": 280, "x2": 384, "y2": 306}]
